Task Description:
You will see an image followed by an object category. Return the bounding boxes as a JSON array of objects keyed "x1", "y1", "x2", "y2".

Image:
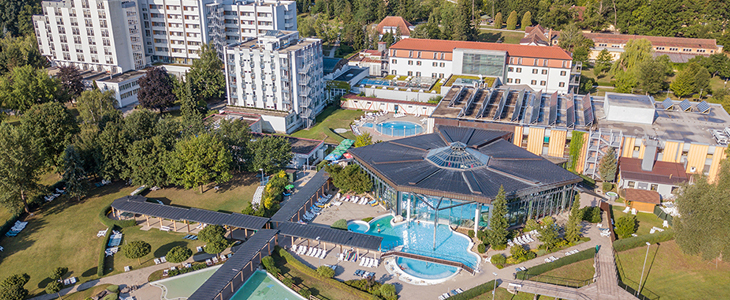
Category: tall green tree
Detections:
[
  {"x1": 520, "y1": 11, "x2": 532, "y2": 30},
  {"x1": 0, "y1": 65, "x2": 62, "y2": 114},
  {"x1": 166, "y1": 133, "x2": 232, "y2": 193},
  {"x1": 75, "y1": 89, "x2": 120, "y2": 125},
  {"x1": 188, "y1": 43, "x2": 225, "y2": 103},
  {"x1": 61, "y1": 144, "x2": 86, "y2": 201},
  {"x1": 558, "y1": 23, "x2": 593, "y2": 64},
  {"x1": 354, "y1": 132, "x2": 373, "y2": 147},
  {"x1": 593, "y1": 49, "x2": 613, "y2": 77},
  {"x1": 0, "y1": 123, "x2": 42, "y2": 213},
  {"x1": 137, "y1": 67, "x2": 176, "y2": 113},
  {"x1": 537, "y1": 216, "x2": 561, "y2": 251},
  {"x1": 425, "y1": 13, "x2": 441, "y2": 39},
  {"x1": 122, "y1": 240, "x2": 152, "y2": 265},
  {"x1": 126, "y1": 136, "x2": 170, "y2": 187},
  {"x1": 506, "y1": 10, "x2": 518, "y2": 30},
  {"x1": 20, "y1": 102, "x2": 80, "y2": 172},
  {"x1": 671, "y1": 63, "x2": 709, "y2": 98},
  {"x1": 610, "y1": 38, "x2": 653, "y2": 74},
  {"x1": 564, "y1": 193, "x2": 582, "y2": 243},
  {"x1": 214, "y1": 119, "x2": 252, "y2": 172},
  {"x1": 179, "y1": 78, "x2": 204, "y2": 131},
  {"x1": 96, "y1": 120, "x2": 131, "y2": 180},
  {"x1": 0, "y1": 35, "x2": 47, "y2": 75},
  {"x1": 249, "y1": 135, "x2": 293, "y2": 174},
  {"x1": 598, "y1": 147, "x2": 617, "y2": 182},
  {"x1": 488, "y1": 185, "x2": 509, "y2": 248},
  {"x1": 0, "y1": 273, "x2": 30, "y2": 300},
  {"x1": 57, "y1": 65, "x2": 84, "y2": 101},
  {"x1": 493, "y1": 12, "x2": 502, "y2": 29},
  {"x1": 166, "y1": 246, "x2": 193, "y2": 263},
  {"x1": 637, "y1": 58, "x2": 669, "y2": 95}
]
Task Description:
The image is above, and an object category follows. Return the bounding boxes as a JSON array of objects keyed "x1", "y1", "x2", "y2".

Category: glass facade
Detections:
[
  {"x1": 461, "y1": 53, "x2": 506, "y2": 77},
  {"x1": 398, "y1": 193, "x2": 487, "y2": 228}
]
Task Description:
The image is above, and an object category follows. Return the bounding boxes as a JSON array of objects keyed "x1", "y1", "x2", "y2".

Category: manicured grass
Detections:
[
  {"x1": 144, "y1": 173, "x2": 259, "y2": 214},
  {"x1": 274, "y1": 256, "x2": 365, "y2": 300},
  {"x1": 477, "y1": 29, "x2": 525, "y2": 44},
  {"x1": 290, "y1": 105, "x2": 364, "y2": 144},
  {"x1": 611, "y1": 205, "x2": 665, "y2": 236},
  {"x1": 540, "y1": 257, "x2": 595, "y2": 281},
  {"x1": 63, "y1": 284, "x2": 112, "y2": 300},
  {"x1": 616, "y1": 240, "x2": 730, "y2": 299},
  {"x1": 472, "y1": 287, "x2": 555, "y2": 299}
]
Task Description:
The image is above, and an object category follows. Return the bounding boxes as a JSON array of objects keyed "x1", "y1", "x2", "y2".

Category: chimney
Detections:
[
  {"x1": 378, "y1": 42, "x2": 386, "y2": 53},
  {"x1": 641, "y1": 139, "x2": 659, "y2": 172}
]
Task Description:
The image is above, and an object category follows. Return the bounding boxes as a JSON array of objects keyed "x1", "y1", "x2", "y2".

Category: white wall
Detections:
[
  {"x1": 352, "y1": 86, "x2": 447, "y2": 102},
  {"x1": 341, "y1": 98, "x2": 436, "y2": 116},
  {"x1": 389, "y1": 57, "x2": 452, "y2": 78}
]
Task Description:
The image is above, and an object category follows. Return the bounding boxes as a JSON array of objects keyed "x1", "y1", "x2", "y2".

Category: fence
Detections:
[
  {"x1": 599, "y1": 201, "x2": 616, "y2": 241},
  {"x1": 652, "y1": 206, "x2": 673, "y2": 226},
  {"x1": 613, "y1": 248, "x2": 661, "y2": 300},
  {"x1": 514, "y1": 273, "x2": 593, "y2": 288}
]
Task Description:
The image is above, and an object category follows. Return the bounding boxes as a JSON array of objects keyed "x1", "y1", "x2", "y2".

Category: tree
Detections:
[
  {"x1": 537, "y1": 216, "x2": 560, "y2": 251},
  {"x1": 166, "y1": 246, "x2": 193, "y2": 263},
  {"x1": 96, "y1": 120, "x2": 131, "y2": 180},
  {"x1": 564, "y1": 193, "x2": 582, "y2": 243},
  {"x1": 167, "y1": 133, "x2": 232, "y2": 193},
  {"x1": 510, "y1": 244, "x2": 528, "y2": 260},
  {"x1": 205, "y1": 239, "x2": 229, "y2": 257},
  {"x1": 317, "y1": 265, "x2": 335, "y2": 278},
  {"x1": 57, "y1": 65, "x2": 84, "y2": 101},
  {"x1": 126, "y1": 136, "x2": 170, "y2": 187},
  {"x1": 122, "y1": 241, "x2": 151, "y2": 265},
  {"x1": 493, "y1": 12, "x2": 502, "y2": 29},
  {"x1": 425, "y1": 13, "x2": 441, "y2": 39},
  {"x1": 694, "y1": 66, "x2": 711, "y2": 97},
  {"x1": 354, "y1": 132, "x2": 373, "y2": 147},
  {"x1": 137, "y1": 67, "x2": 176, "y2": 113},
  {"x1": 598, "y1": 147, "x2": 617, "y2": 182},
  {"x1": 593, "y1": 49, "x2": 613, "y2": 77},
  {"x1": 178, "y1": 78, "x2": 203, "y2": 131},
  {"x1": 0, "y1": 123, "x2": 42, "y2": 213},
  {"x1": 506, "y1": 10, "x2": 518, "y2": 30},
  {"x1": 249, "y1": 135, "x2": 292, "y2": 174},
  {"x1": 49, "y1": 267, "x2": 68, "y2": 281},
  {"x1": 558, "y1": 23, "x2": 594, "y2": 65},
  {"x1": 637, "y1": 58, "x2": 669, "y2": 94},
  {"x1": 44, "y1": 281, "x2": 62, "y2": 299},
  {"x1": 76, "y1": 89, "x2": 119, "y2": 125},
  {"x1": 610, "y1": 39, "x2": 653, "y2": 74},
  {"x1": 326, "y1": 163, "x2": 372, "y2": 194},
  {"x1": 20, "y1": 102, "x2": 80, "y2": 172},
  {"x1": 671, "y1": 63, "x2": 704, "y2": 98},
  {"x1": 0, "y1": 65, "x2": 62, "y2": 114},
  {"x1": 488, "y1": 186, "x2": 509, "y2": 248},
  {"x1": 614, "y1": 215, "x2": 638, "y2": 238},
  {"x1": 198, "y1": 224, "x2": 226, "y2": 243},
  {"x1": 62, "y1": 145, "x2": 87, "y2": 201},
  {"x1": 0, "y1": 273, "x2": 30, "y2": 300},
  {"x1": 0, "y1": 35, "x2": 46, "y2": 75},
  {"x1": 188, "y1": 43, "x2": 225, "y2": 103},
  {"x1": 214, "y1": 119, "x2": 252, "y2": 172},
  {"x1": 520, "y1": 11, "x2": 532, "y2": 30}
]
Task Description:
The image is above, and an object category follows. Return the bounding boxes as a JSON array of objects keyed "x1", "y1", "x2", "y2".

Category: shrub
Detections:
[
  {"x1": 510, "y1": 245, "x2": 528, "y2": 261},
  {"x1": 97, "y1": 227, "x2": 114, "y2": 276},
  {"x1": 602, "y1": 182, "x2": 613, "y2": 192},
  {"x1": 615, "y1": 215, "x2": 638, "y2": 238},
  {"x1": 49, "y1": 267, "x2": 68, "y2": 280},
  {"x1": 524, "y1": 219, "x2": 540, "y2": 232},
  {"x1": 614, "y1": 230, "x2": 674, "y2": 252},
  {"x1": 121, "y1": 241, "x2": 152, "y2": 265},
  {"x1": 380, "y1": 283, "x2": 397, "y2": 299},
  {"x1": 331, "y1": 219, "x2": 348, "y2": 230},
  {"x1": 591, "y1": 208, "x2": 602, "y2": 223},
  {"x1": 492, "y1": 244, "x2": 507, "y2": 251},
  {"x1": 199, "y1": 225, "x2": 226, "y2": 242},
  {"x1": 45, "y1": 281, "x2": 62, "y2": 296},
  {"x1": 490, "y1": 254, "x2": 506, "y2": 268},
  {"x1": 476, "y1": 230, "x2": 488, "y2": 243},
  {"x1": 281, "y1": 277, "x2": 294, "y2": 287},
  {"x1": 317, "y1": 265, "x2": 335, "y2": 278},
  {"x1": 448, "y1": 280, "x2": 498, "y2": 300},
  {"x1": 581, "y1": 207, "x2": 602, "y2": 223},
  {"x1": 362, "y1": 217, "x2": 374, "y2": 222},
  {"x1": 205, "y1": 239, "x2": 229, "y2": 255},
  {"x1": 106, "y1": 285, "x2": 119, "y2": 293},
  {"x1": 299, "y1": 288, "x2": 311, "y2": 298},
  {"x1": 467, "y1": 230, "x2": 475, "y2": 238},
  {"x1": 102, "y1": 293, "x2": 118, "y2": 300},
  {"x1": 166, "y1": 246, "x2": 193, "y2": 263},
  {"x1": 477, "y1": 243, "x2": 487, "y2": 253},
  {"x1": 262, "y1": 256, "x2": 275, "y2": 270},
  {"x1": 98, "y1": 205, "x2": 136, "y2": 228}
]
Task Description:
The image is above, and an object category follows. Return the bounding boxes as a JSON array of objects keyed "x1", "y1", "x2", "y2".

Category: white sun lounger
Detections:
[
  {"x1": 305, "y1": 247, "x2": 313, "y2": 256},
  {"x1": 298, "y1": 246, "x2": 307, "y2": 255},
  {"x1": 320, "y1": 250, "x2": 327, "y2": 259},
  {"x1": 291, "y1": 245, "x2": 297, "y2": 253},
  {"x1": 313, "y1": 248, "x2": 321, "y2": 257}
]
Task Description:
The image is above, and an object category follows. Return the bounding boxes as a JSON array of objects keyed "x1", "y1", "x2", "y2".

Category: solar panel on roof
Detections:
[
  {"x1": 697, "y1": 101, "x2": 711, "y2": 114},
  {"x1": 511, "y1": 89, "x2": 526, "y2": 122},
  {"x1": 548, "y1": 91, "x2": 558, "y2": 125},
  {"x1": 661, "y1": 98, "x2": 674, "y2": 110},
  {"x1": 679, "y1": 99, "x2": 692, "y2": 112},
  {"x1": 493, "y1": 88, "x2": 510, "y2": 120},
  {"x1": 566, "y1": 94, "x2": 575, "y2": 128},
  {"x1": 530, "y1": 91, "x2": 542, "y2": 124},
  {"x1": 582, "y1": 94, "x2": 594, "y2": 126}
]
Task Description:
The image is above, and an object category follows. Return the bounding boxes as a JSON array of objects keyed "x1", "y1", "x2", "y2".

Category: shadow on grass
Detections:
[
  {"x1": 82, "y1": 267, "x2": 98, "y2": 277},
  {"x1": 478, "y1": 32, "x2": 504, "y2": 43},
  {"x1": 638, "y1": 243, "x2": 661, "y2": 294},
  {"x1": 154, "y1": 241, "x2": 188, "y2": 257},
  {"x1": 37, "y1": 277, "x2": 53, "y2": 290}
]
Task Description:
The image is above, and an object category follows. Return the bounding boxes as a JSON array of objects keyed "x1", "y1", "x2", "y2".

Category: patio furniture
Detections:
[{"x1": 124, "y1": 266, "x2": 131, "y2": 272}]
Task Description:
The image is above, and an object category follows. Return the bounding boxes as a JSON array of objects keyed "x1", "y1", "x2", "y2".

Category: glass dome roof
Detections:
[{"x1": 426, "y1": 142, "x2": 490, "y2": 170}]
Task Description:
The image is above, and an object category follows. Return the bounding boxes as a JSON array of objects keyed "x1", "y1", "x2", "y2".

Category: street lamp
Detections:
[
  {"x1": 492, "y1": 272, "x2": 498, "y2": 300},
  {"x1": 316, "y1": 236, "x2": 321, "y2": 266},
  {"x1": 637, "y1": 242, "x2": 651, "y2": 296},
  {"x1": 259, "y1": 168, "x2": 264, "y2": 185}
]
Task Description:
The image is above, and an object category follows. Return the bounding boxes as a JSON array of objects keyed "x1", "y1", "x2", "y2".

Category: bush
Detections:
[
  {"x1": 467, "y1": 230, "x2": 475, "y2": 238},
  {"x1": 614, "y1": 230, "x2": 674, "y2": 252},
  {"x1": 166, "y1": 246, "x2": 193, "y2": 263},
  {"x1": 615, "y1": 215, "x2": 638, "y2": 238},
  {"x1": 282, "y1": 277, "x2": 294, "y2": 287},
  {"x1": 524, "y1": 219, "x2": 540, "y2": 232},
  {"x1": 591, "y1": 208, "x2": 602, "y2": 223},
  {"x1": 102, "y1": 293, "x2": 118, "y2": 300},
  {"x1": 45, "y1": 281, "x2": 62, "y2": 296},
  {"x1": 510, "y1": 245, "x2": 528, "y2": 261},
  {"x1": 602, "y1": 182, "x2": 613, "y2": 192},
  {"x1": 477, "y1": 243, "x2": 487, "y2": 253},
  {"x1": 362, "y1": 217, "x2": 373, "y2": 222},
  {"x1": 331, "y1": 219, "x2": 348, "y2": 230},
  {"x1": 515, "y1": 248, "x2": 594, "y2": 279},
  {"x1": 49, "y1": 267, "x2": 68, "y2": 280},
  {"x1": 299, "y1": 288, "x2": 311, "y2": 298},
  {"x1": 199, "y1": 225, "x2": 226, "y2": 243},
  {"x1": 97, "y1": 226, "x2": 114, "y2": 276},
  {"x1": 98, "y1": 205, "x2": 136, "y2": 228},
  {"x1": 581, "y1": 207, "x2": 602, "y2": 223},
  {"x1": 448, "y1": 280, "x2": 498, "y2": 300},
  {"x1": 380, "y1": 283, "x2": 397, "y2": 299},
  {"x1": 490, "y1": 254, "x2": 506, "y2": 268},
  {"x1": 476, "y1": 230, "x2": 487, "y2": 243},
  {"x1": 106, "y1": 285, "x2": 119, "y2": 293},
  {"x1": 492, "y1": 244, "x2": 507, "y2": 251},
  {"x1": 317, "y1": 266, "x2": 335, "y2": 278},
  {"x1": 262, "y1": 256, "x2": 275, "y2": 270}
]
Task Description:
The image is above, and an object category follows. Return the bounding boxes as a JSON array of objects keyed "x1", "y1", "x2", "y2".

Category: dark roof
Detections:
[
  {"x1": 277, "y1": 222, "x2": 383, "y2": 251},
  {"x1": 619, "y1": 157, "x2": 688, "y2": 185},
  {"x1": 323, "y1": 57, "x2": 344, "y2": 74},
  {"x1": 188, "y1": 229, "x2": 278, "y2": 299},
  {"x1": 111, "y1": 196, "x2": 269, "y2": 230},
  {"x1": 270, "y1": 169, "x2": 330, "y2": 222},
  {"x1": 624, "y1": 189, "x2": 661, "y2": 204},
  {"x1": 348, "y1": 126, "x2": 581, "y2": 203}
]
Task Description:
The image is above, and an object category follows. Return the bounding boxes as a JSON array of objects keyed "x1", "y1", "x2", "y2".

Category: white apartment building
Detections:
[
  {"x1": 224, "y1": 31, "x2": 324, "y2": 134},
  {"x1": 388, "y1": 39, "x2": 578, "y2": 94},
  {"x1": 34, "y1": 0, "x2": 145, "y2": 73}
]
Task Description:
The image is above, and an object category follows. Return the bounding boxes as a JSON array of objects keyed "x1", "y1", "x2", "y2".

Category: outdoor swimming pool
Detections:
[
  {"x1": 151, "y1": 265, "x2": 220, "y2": 300},
  {"x1": 231, "y1": 270, "x2": 305, "y2": 300},
  {"x1": 347, "y1": 220, "x2": 370, "y2": 232},
  {"x1": 357, "y1": 215, "x2": 478, "y2": 280},
  {"x1": 376, "y1": 121, "x2": 424, "y2": 137},
  {"x1": 361, "y1": 78, "x2": 393, "y2": 86}
]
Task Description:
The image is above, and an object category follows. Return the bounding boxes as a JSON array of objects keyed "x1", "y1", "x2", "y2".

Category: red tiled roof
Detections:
[
  {"x1": 389, "y1": 38, "x2": 573, "y2": 60},
  {"x1": 584, "y1": 33, "x2": 718, "y2": 49},
  {"x1": 619, "y1": 157, "x2": 688, "y2": 185},
  {"x1": 624, "y1": 189, "x2": 661, "y2": 204},
  {"x1": 376, "y1": 16, "x2": 413, "y2": 36},
  {"x1": 363, "y1": 50, "x2": 381, "y2": 56}
]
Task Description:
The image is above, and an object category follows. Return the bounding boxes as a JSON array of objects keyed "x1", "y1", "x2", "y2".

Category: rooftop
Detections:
[
  {"x1": 619, "y1": 157, "x2": 689, "y2": 185},
  {"x1": 390, "y1": 39, "x2": 573, "y2": 60},
  {"x1": 605, "y1": 92, "x2": 654, "y2": 109},
  {"x1": 222, "y1": 106, "x2": 292, "y2": 118},
  {"x1": 376, "y1": 16, "x2": 413, "y2": 36},
  {"x1": 334, "y1": 67, "x2": 368, "y2": 82},
  {"x1": 624, "y1": 189, "x2": 661, "y2": 204},
  {"x1": 348, "y1": 126, "x2": 581, "y2": 203},
  {"x1": 584, "y1": 32, "x2": 720, "y2": 50},
  {"x1": 253, "y1": 133, "x2": 323, "y2": 155}
]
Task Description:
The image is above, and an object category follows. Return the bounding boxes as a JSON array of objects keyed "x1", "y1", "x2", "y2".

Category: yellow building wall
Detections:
[
  {"x1": 708, "y1": 147, "x2": 726, "y2": 183},
  {"x1": 638, "y1": 140, "x2": 646, "y2": 159},
  {"x1": 527, "y1": 127, "x2": 545, "y2": 155},
  {"x1": 514, "y1": 126, "x2": 523, "y2": 147},
  {"x1": 662, "y1": 141, "x2": 680, "y2": 163},
  {"x1": 622, "y1": 137, "x2": 635, "y2": 158},
  {"x1": 686, "y1": 144, "x2": 709, "y2": 174},
  {"x1": 548, "y1": 130, "x2": 567, "y2": 157},
  {"x1": 630, "y1": 202, "x2": 657, "y2": 213}
]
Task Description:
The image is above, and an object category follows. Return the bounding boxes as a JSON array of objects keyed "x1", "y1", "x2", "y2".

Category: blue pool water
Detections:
[
  {"x1": 230, "y1": 270, "x2": 304, "y2": 300},
  {"x1": 364, "y1": 216, "x2": 478, "y2": 278},
  {"x1": 348, "y1": 221, "x2": 370, "y2": 233},
  {"x1": 376, "y1": 121, "x2": 423, "y2": 137},
  {"x1": 361, "y1": 79, "x2": 393, "y2": 86},
  {"x1": 362, "y1": 122, "x2": 374, "y2": 128}
]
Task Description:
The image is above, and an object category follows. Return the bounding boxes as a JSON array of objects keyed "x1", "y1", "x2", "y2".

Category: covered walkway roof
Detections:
[
  {"x1": 278, "y1": 221, "x2": 383, "y2": 251},
  {"x1": 271, "y1": 169, "x2": 330, "y2": 222},
  {"x1": 111, "y1": 195, "x2": 269, "y2": 230}
]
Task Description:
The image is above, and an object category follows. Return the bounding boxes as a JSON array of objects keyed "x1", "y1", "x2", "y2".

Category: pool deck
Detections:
[{"x1": 354, "y1": 113, "x2": 428, "y2": 142}]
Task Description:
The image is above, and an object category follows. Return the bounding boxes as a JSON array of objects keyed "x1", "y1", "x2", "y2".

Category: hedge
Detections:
[
  {"x1": 516, "y1": 248, "x2": 595, "y2": 279},
  {"x1": 98, "y1": 205, "x2": 136, "y2": 228},
  {"x1": 448, "y1": 280, "x2": 498, "y2": 300},
  {"x1": 98, "y1": 226, "x2": 115, "y2": 276},
  {"x1": 277, "y1": 247, "x2": 379, "y2": 300},
  {"x1": 614, "y1": 230, "x2": 674, "y2": 252}
]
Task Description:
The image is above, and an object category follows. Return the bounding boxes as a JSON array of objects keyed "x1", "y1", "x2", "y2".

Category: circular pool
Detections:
[
  {"x1": 347, "y1": 220, "x2": 370, "y2": 233},
  {"x1": 396, "y1": 257, "x2": 459, "y2": 280},
  {"x1": 376, "y1": 121, "x2": 423, "y2": 137}
]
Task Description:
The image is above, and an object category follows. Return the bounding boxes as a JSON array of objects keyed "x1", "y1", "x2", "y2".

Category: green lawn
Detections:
[
  {"x1": 290, "y1": 105, "x2": 364, "y2": 144},
  {"x1": 540, "y1": 258, "x2": 595, "y2": 282},
  {"x1": 611, "y1": 205, "x2": 665, "y2": 237},
  {"x1": 616, "y1": 240, "x2": 730, "y2": 300},
  {"x1": 144, "y1": 173, "x2": 259, "y2": 214},
  {"x1": 274, "y1": 254, "x2": 365, "y2": 300},
  {"x1": 477, "y1": 29, "x2": 525, "y2": 44},
  {"x1": 63, "y1": 284, "x2": 112, "y2": 300},
  {"x1": 472, "y1": 287, "x2": 556, "y2": 300}
]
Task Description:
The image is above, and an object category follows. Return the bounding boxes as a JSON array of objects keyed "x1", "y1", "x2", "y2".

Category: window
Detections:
[
  {"x1": 507, "y1": 78, "x2": 513, "y2": 83},
  {"x1": 432, "y1": 73, "x2": 437, "y2": 78},
  {"x1": 697, "y1": 49, "x2": 706, "y2": 53},
  {"x1": 514, "y1": 79, "x2": 520, "y2": 84},
  {"x1": 416, "y1": 71, "x2": 421, "y2": 76},
  {"x1": 540, "y1": 80, "x2": 546, "y2": 86},
  {"x1": 516, "y1": 67, "x2": 521, "y2": 73},
  {"x1": 669, "y1": 47, "x2": 678, "y2": 51},
  {"x1": 560, "y1": 70, "x2": 566, "y2": 76},
  {"x1": 530, "y1": 80, "x2": 536, "y2": 85},
  {"x1": 433, "y1": 62, "x2": 438, "y2": 67},
  {"x1": 416, "y1": 61, "x2": 421, "y2": 66},
  {"x1": 682, "y1": 48, "x2": 691, "y2": 52},
  {"x1": 628, "y1": 181, "x2": 636, "y2": 188},
  {"x1": 532, "y1": 69, "x2": 538, "y2": 74},
  {"x1": 508, "y1": 67, "x2": 514, "y2": 72},
  {"x1": 407, "y1": 71, "x2": 413, "y2": 76},
  {"x1": 541, "y1": 69, "x2": 547, "y2": 75},
  {"x1": 391, "y1": 59, "x2": 397, "y2": 64},
  {"x1": 650, "y1": 184, "x2": 658, "y2": 191},
  {"x1": 408, "y1": 60, "x2": 413, "y2": 65},
  {"x1": 440, "y1": 62, "x2": 445, "y2": 67},
  {"x1": 392, "y1": 70, "x2": 397, "y2": 75},
  {"x1": 656, "y1": 47, "x2": 665, "y2": 50},
  {"x1": 598, "y1": 43, "x2": 607, "y2": 47},
  {"x1": 611, "y1": 44, "x2": 620, "y2": 48},
  {"x1": 439, "y1": 73, "x2": 444, "y2": 78},
  {"x1": 671, "y1": 186, "x2": 679, "y2": 194},
  {"x1": 559, "y1": 82, "x2": 565, "y2": 87}
]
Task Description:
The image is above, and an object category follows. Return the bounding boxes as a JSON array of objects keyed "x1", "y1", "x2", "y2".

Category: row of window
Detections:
[
  {"x1": 505, "y1": 78, "x2": 566, "y2": 87},
  {"x1": 392, "y1": 50, "x2": 447, "y2": 60},
  {"x1": 600, "y1": 43, "x2": 713, "y2": 53},
  {"x1": 149, "y1": 5, "x2": 197, "y2": 11},
  {"x1": 120, "y1": 88, "x2": 138, "y2": 99}
]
